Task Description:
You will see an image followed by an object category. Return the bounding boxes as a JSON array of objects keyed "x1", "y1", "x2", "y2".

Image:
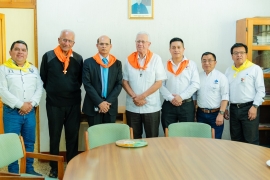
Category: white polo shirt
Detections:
[
  {"x1": 225, "y1": 64, "x2": 265, "y2": 106},
  {"x1": 0, "y1": 64, "x2": 43, "y2": 109},
  {"x1": 160, "y1": 56, "x2": 200, "y2": 101},
  {"x1": 193, "y1": 69, "x2": 229, "y2": 109},
  {"x1": 123, "y1": 53, "x2": 167, "y2": 113}
]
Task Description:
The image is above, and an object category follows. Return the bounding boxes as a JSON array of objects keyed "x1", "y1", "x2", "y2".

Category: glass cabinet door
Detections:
[{"x1": 253, "y1": 25, "x2": 270, "y2": 45}]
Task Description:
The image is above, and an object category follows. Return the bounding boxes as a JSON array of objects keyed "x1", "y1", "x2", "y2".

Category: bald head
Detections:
[
  {"x1": 59, "y1": 29, "x2": 75, "y2": 38},
  {"x1": 97, "y1": 35, "x2": 111, "y2": 44},
  {"x1": 96, "y1": 35, "x2": 112, "y2": 57}
]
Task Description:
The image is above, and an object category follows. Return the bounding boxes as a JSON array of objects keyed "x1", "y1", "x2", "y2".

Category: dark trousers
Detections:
[
  {"x1": 126, "y1": 110, "x2": 160, "y2": 139},
  {"x1": 161, "y1": 100, "x2": 195, "y2": 131},
  {"x1": 87, "y1": 113, "x2": 116, "y2": 127},
  {"x1": 229, "y1": 104, "x2": 260, "y2": 145},
  {"x1": 196, "y1": 108, "x2": 224, "y2": 139},
  {"x1": 46, "y1": 103, "x2": 81, "y2": 171}
]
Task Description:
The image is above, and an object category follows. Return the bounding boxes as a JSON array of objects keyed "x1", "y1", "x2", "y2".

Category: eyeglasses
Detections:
[
  {"x1": 201, "y1": 60, "x2": 215, "y2": 64},
  {"x1": 136, "y1": 40, "x2": 148, "y2": 44},
  {"x1": 232, "y1": 51, "x2": 246, "y2": 56},
  {"x1": 60, "y1": 38, "x2": 75, "y2": 44},
  {"x1": 98, "y1": 43, "x2": 110, "y2": 46}
]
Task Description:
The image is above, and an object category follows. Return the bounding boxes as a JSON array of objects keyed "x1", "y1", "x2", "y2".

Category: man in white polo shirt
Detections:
[
  {"x1": 194, "y1": 52, "x2": 229, "y2": 139},
  {"x1": 160, "y1": 37, "x2": 200, "y2": 131},
  {"x1": 225, "y1": 43, "x2": 265, "y2": 145},
  {"x1": 123, "y1": 31, "x2": 167, "y2": 139}
]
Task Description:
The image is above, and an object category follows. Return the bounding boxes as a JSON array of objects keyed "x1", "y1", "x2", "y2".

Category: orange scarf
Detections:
[
  {"x1": 167, "y1": 59, "x2": 189, "y2": 76},
  {"x1": 127, "y1": 50, "x2": 153, "y2": 70},
  {"x1": 93, "y1": 53, "x2": 117, "y2": 68},
  {"x1": 54, "y1": 45, "x2": 72, "y2": 74}
]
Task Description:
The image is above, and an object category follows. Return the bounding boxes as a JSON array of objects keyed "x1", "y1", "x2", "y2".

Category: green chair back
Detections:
[
  {"x1": 0, "y1": 133, "x2": 24, "y2": 168},
  {"x1": 87, "y1": 123, "x2": 131, "y2": 149},
  {"x1": 168, "y1": 122, "x2": 212, "y2": 138}
]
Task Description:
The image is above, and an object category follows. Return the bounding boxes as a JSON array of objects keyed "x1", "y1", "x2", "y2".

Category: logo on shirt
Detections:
[
  {"x1": 241, "y1": 78, "x2": 245, "y2": 82},
  {"x1": 29, "y1": 68, "x2": 34, "y2": 73},
  {"x1": 214, "y1": 79, "x2": 219, "y2": 84},
  {"x1": 8, "y1": 69, "x2": 14, "y2": 73}
]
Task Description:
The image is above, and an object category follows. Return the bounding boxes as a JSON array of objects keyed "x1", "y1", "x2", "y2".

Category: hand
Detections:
[
  {"x1": 224, "y1": 109, "x2": 230, "y2": 120},
  {"x1": 171, "y1": 94, "x2": 182, "y2": 106},
  {"x1": 133, "y1": 94, "x2": 147, "y2": 106},
  {"x1": 98, "y1": 101, "x2": 111, "y2": 113},
  {"x1": 19, "y1": 102, "x2": 33, "y2": 115},
  {"x1": 248, "y1": 106, "x2": 257, "y2": 121},
  {"x1": 216, "y1": 114, "x2": 224, "y2": 126}
]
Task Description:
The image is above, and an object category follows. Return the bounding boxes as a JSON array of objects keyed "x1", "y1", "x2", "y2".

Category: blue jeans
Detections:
[
  {"x1": 3, "y1": 105, "x2": 36, "y2": 173},
  {"x1": 196, "y1": 108, "x2": 224, "y2": 139}
]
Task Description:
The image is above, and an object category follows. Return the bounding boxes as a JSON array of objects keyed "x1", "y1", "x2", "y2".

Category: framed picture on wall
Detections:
[{"x1": 128, "y1": 0, "x2": 154, "y2": 19}]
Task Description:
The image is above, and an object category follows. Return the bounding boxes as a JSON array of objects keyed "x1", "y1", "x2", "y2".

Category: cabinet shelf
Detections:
[{"x1": 259, "y1": 127, "x2": 270, "y2": 131}]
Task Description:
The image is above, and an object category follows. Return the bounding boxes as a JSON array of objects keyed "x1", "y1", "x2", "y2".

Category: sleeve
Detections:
[
  {"x1": 82, "y1": 59, "x2": 104, "y2": 106},
  {"x1": 160, "y1": 80, "x2": 174, "y2": 101},
  {"x1": 123, "y1": 59, "x2": 129, "y2": 81},
  {"x1": 40, "y1": 53, "x2": 48, "y2": 89},
  {"x1": 30, "y1": 67, "x2": 44, "y2": 107},
  {"x1": 220, "y1": 74, "x2": 229, "y2": 101},
  {"x1": 155, "y1": 56, "x2": 167, "y2": 81},
  {"x1": 106, "y1": 61, "x2": 123, "y2": 103},
  {"x1": 0, "y1": 66, "x2": 23, "y2": 108},
  {"x1": 179, "y1": 62, "x2": 200, "y2": 100},
  {"x1": 253, "y1": 66, "x2": 265, "y2": 105}
]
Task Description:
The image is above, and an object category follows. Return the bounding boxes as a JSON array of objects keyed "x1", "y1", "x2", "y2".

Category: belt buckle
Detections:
[{"x1": 237, "y1": 104, "x2": 241, "y2": 108}]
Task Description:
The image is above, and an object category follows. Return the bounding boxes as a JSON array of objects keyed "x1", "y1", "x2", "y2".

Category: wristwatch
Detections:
[
  {"x1": 252, "y1": 104, "x2": 259, "y2": 108},
  {"x1": 219, "y1": 111, "x2": 225, "y2": 115}
]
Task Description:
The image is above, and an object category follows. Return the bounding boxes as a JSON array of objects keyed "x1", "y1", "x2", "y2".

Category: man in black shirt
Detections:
[{"x1": 40, "y1": 29, "x2": 83, "y2": 178}]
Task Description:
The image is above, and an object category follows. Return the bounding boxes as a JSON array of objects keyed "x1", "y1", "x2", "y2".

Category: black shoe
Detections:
[
  {"x1": 49, "y1": 169, "x2": 58, "y2": 178},
  {"x1": 26, "y1": 170, "x2": 42, "y2": 176}
]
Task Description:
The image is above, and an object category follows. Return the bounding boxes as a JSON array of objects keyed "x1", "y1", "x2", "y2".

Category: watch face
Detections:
[{"x1": 219, "y1": 111, "x2": 225, "y2": 115}]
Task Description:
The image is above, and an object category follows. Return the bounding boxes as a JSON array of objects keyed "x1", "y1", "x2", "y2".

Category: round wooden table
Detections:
[{"x1": 64, "y1": 137, "x2": 270, "y2": 180}]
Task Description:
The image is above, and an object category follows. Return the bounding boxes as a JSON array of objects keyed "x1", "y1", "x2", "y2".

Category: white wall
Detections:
[{"x1": 37, "y1": 0, "x2": 270, "y2": 151}]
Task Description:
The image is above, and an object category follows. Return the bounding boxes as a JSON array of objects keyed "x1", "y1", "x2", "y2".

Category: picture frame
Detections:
[{"x1": 128, "y1": 0, "x2": 154, "y2": 19}]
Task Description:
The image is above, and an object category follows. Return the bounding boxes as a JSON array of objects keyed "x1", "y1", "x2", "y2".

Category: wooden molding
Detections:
[{"x1": 0, "y1": 0, "x2": 36, "y2": 9}]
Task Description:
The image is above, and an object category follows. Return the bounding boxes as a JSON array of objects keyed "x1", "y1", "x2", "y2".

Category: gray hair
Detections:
[
  {"x1": 136, "y1": 31, "x2": 151, "y2": 42},
  {"x1": 59, "y1": 29, "x2": 75, "y2": 38}
]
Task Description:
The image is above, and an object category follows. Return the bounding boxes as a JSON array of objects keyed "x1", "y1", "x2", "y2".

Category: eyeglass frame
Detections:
[
  {"x1": 201, "y1": 60, "x2": 216, "y2": 64},
  {"x1": 135, "y1": 40, "x2": 149, "y2": 44},
  {"x1": 232, "y1": 51, "x2": 246, "y2": 56}
]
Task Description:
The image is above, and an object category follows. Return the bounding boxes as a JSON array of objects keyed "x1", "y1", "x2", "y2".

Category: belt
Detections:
[
  {"x1": 182, "y1": 97, "x2": 192, "y2": 103},
  {"x1": 230, "y1": 101, "x2": 253, "y2": 108},
  {"x1": 198, "y1": 107, "x2": 220, "y2": 113}
]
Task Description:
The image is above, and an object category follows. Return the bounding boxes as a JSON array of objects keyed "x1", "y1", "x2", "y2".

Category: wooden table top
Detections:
[{"x1": 64, "y1": 137, "x2": 270, "y2": 180}]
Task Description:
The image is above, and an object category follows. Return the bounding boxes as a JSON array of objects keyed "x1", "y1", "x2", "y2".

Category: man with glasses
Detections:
[
  {"x1": 160, "y1": 37, "x2": 200, "y2": 131},
  {"x1": 193, "y1": 52, "x2": 229, "y2": 139},
  {"x1": 123, "y1": 31, "x2": 166, "y2": 139},
  {"x1": 225, "y1": 43, "x2": 265, "y2": 144},
  {"x1": 40, "y1": 29, "x2": 83, "y2": 178},
  {"x1": 0, "y1": 40, "x2": 43, "y2": 176},
  {"x1": 82, "y1": 35, "x2": 122, "y2": 126}
]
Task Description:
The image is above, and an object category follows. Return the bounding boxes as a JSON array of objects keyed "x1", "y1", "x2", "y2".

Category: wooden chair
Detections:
[
  {"x1": 0, "y1": 133, "x2": 64, "y2": 180},
  {"x1": 165, "y1": 122, "x2": 215, "y2": 139},
  {"x1": 84, "y1": 123, "x2": 133, "y2": 150}
]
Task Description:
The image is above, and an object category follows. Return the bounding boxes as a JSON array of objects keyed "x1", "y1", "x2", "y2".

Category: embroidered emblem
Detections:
[
  {"x1": 29, "y1": 68, "x2": 34, "y2": 73},
  {"x1": 8, "y1": 69, "x2": 14, "y2": 73},
  {"x1": 241, "y1": 78, "x2": 245, "y2": 82},
  {"x1": 214, "y1": 79, "x2": 218, "y2": 84}
]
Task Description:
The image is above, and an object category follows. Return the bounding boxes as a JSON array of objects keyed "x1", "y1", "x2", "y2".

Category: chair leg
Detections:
[
  {"x1": 211, "y1": 128, "x2": 215, "y2": 139},
  {"x1": 165, "y1": 128, "x2": 169, "y2": 137},
  {"x1": 130, "y1": 128, "x2": 133, "y2": 139},
  {"x1": 84, "y1": 131, "x2": 90, "y2": 151}
]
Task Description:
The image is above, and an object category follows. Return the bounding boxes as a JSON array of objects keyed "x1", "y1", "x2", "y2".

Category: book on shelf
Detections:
[{"x1": 259, "y1": 123, "x2": 270, "y2": 128}]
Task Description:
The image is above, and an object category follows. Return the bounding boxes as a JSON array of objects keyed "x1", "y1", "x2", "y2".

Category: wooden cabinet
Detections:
[
  {"x1": 236, "y1": 17, "x2": 270, "y2": 146},
  {"x1": 0, "y1": 0, "x2": 35, "y2": 8}
]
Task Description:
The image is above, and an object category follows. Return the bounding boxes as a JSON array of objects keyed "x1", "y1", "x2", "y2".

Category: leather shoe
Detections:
[
  {"x1": 49, "y1": 169, "x2": 58, "y2": 178},
  {"x1": 26, "y1": 170, "x2": 42, "y2": 176}
]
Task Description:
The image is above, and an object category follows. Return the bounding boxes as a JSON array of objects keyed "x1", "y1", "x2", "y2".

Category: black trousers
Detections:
[
  {"x1": 229, "y1": 104, "x2": 260, "y2": 145},
  {"x1": 126, "y1": 110, "x2": 160, "y2": 139},
  {"x1": 46, "y1": 103, "x2": 81, "y2": 171},
  {"x1": 86, "y1": 112, "x2": 116, "y2": 127},
  {"x1": 161, "y1": 100, "x2": 195, "y2": 131}
]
